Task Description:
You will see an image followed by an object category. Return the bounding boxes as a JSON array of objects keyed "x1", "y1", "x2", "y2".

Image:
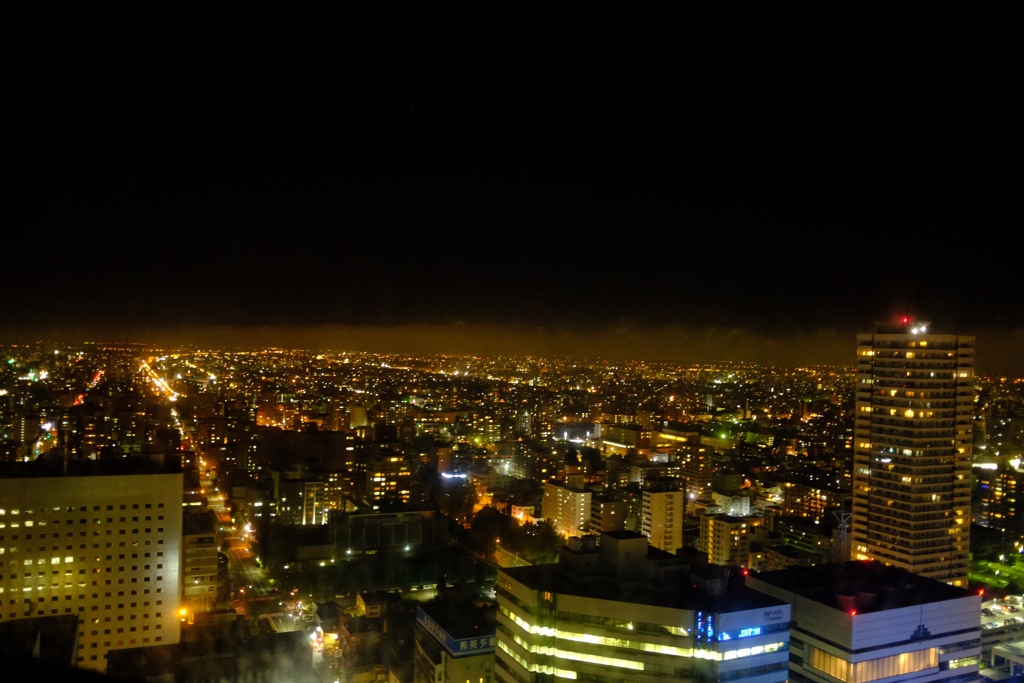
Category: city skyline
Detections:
[
  {"x1": 0, "y1": 295, "x2": 1015, "y2": 679},
  {"x1": 4, "y1": 7, "x2": 1022, "y2": 374}
]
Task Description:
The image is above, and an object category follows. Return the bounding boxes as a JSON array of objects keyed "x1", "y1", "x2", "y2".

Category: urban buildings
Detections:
[
  {"x1": 495, "y1": 530, "x2": 791, "y2": 683},
  {"x1": 0, "y1": 340, "x2": 1007, "y2": 680},
  {"x1": 181, "y1": 507, "x2": 221, "y2": 616},
  {"x1": 329, "y1": 506, "x2": 449, "y2": 557},
  {"x1": 641, "y1": 485, "x2": 684, "y2": 553},
  {"x1": 747, "y1": 560, "x2": 982, "y2": 683},
  {"x1": 0, "y1": 457, "x2": 183, "y2": 673},
  {"x1": 366, "y1": 451, "x2": 414, "y2": 507},
  {"x1": 414, "y1": 600, "x2": 495, "y2": 683},
  {"x1": 589, "y1": 494, "x2": 628, "y2": 535},
  {"x1": 972, "y1": 461, "x2": 1024, "y2": 538},
  {"x1": 541, "y1": 480, "x2": 591, "y2": 539},
  {"x1": 780, "y1": 479, "x2": 847, "y2": 521},
  {"x1": 851, "y1": 320, "x2": 975, "y2": 586},
  {"x1": 699, "y1": 514, "x2": 751, "y2": 568}
]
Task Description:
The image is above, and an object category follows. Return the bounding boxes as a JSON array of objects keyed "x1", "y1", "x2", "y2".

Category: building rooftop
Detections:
[
  {"x1": 502, "y1": 531, "x2": 785, "y2": 614},
  {"x1": 0, "y1": 614, "x2": 79, "y2": 665},
  {"x1": 418, "y1": 600, "x2": 496, "y2": 640},
  {"x1": 183, "y1": 507, "x2": 218, "y2": 535},
  {"x1": 764, "y1": 544, "x2": 820, "y2": 560},
  {"x1": 705, "y1": 513, "x2": 749, "y2": 523},
  {"x1": 502, "y1": 560, "x2": 782, "y2": 614},
  {"x1": 0, "y1": 453, "x2": 182, "y2": 478},
  {"x1": 872, "y1": 319, "x2": 934, "y2": 334},
  {"x1": 107, "y1": 629, "x2": 317, "y2": 682},
  {"x1": 750, "y1": 560, "x2": 973, "y2": 613}
]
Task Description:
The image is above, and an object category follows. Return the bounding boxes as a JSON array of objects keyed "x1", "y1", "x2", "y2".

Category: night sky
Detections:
[{"x1": 3, "y1": 7, "x2": 1023, "y2": 373}]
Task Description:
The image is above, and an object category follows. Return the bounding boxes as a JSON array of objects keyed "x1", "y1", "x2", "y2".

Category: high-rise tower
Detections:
[{"x1": 851, "y1": 319, "x2": 975, "y2": 586}]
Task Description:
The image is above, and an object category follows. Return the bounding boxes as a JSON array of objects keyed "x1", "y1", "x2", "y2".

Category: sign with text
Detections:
[{"x1": 416, "y1": 607, "x2": 496, "y2": 657}]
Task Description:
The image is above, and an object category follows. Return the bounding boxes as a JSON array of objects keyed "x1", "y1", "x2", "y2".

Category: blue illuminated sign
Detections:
[
  {"x1": 718, "y1": 626, "x2": 763, "y2": 641},
  {"x1": 416, "y1": 607, "x2": 495, "y2": 657}
]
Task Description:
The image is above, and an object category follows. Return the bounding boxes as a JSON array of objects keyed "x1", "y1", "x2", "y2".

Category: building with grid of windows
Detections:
[
  {"x1": 971, "y1": 461, "x2": 1024, "y2": 538},
  {"x1": 852, "y1": 320, "x2": 975, "y2": 586},
  {"x1": 0, "y1": 458, "x2": 183, "y2": 673},
  {"x1": 589, "y1": 494, "x2": 628, "y2": 535},
  {"x1": 495, "y1": 530, "x2": 790, "y2": 683},
  {"x1": 181, "y1": 507, "x2": 220, "y2": 616},
  {"x1": 699, "y1": 513, "x2": 750, "y2": 568},
  {"x1": 366, "y1": 452, "x2": 413, "y2": 507},
  {"x1": 541, "y1": 481, "x2": 592, "y2": 539},
  {"x1": 641, "y1": 485, "x2": 684, "y2": 553},
  {"x1": 746, "y1": 560, "x2": 981, "y2": 683}
]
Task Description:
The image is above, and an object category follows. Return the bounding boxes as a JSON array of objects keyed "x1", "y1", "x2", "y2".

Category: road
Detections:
[
  {"x1": 228, "y1": 537, "x2": 275, "y2": 608},
  {"x1": 199, "y1": 468, "x2": 276, "y2": 615}
]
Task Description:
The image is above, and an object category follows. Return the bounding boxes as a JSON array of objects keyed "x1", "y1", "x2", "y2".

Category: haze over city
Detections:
[{"x1": 4, "y1": 6, "x2": 1021, "y2": 373}]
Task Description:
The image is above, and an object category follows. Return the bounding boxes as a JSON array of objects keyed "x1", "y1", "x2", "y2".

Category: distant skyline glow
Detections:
[{"x1": 4, "y1": 319, "x2": 1023, "y2": 377}]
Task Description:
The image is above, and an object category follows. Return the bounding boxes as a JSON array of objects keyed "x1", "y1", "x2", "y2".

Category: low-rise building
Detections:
[
  {"x1": 747, "y1": 560, "x2": 982, "y2": 683},
  {"x1": 181, "y1": 507, "x2": 221, "y2": 615},
  {"x1": 414, "y1": 600, "x2": 495, "y2": 683}
]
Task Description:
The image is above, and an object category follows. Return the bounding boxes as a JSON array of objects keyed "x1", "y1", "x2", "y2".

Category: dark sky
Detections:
[{"x1": 3, "y1": 6, "x2": 1023, "y2": 373}]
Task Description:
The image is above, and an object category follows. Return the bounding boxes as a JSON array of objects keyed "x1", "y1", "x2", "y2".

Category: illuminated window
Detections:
[{"x1": 807, "y1": 645, "x2": 937, "y2": 683}]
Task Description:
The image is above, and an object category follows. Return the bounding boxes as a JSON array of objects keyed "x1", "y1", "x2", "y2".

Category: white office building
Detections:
[
  {"x1": 496, "y1": 530, "x2": 791, "y2": 683},
  {"x1": 747, "y1": 560, "x2": 981, "y2": 683},
  {"x1": 0, "y1": 460, "x2": 183, "y2": 672}
]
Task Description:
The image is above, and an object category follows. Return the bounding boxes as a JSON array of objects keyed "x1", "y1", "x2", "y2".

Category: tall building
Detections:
[
  {"x1": 641, "y1": 485, "x2": 684, "y2": 553},
  {"x1": 747, "y1": 560, "x2": 981, "y2": 683},
  {"x1": 366, "y1": 451, "x2": 413, "y2": 507},
  {"x1": 495, "y1": 531, "x2": 791, "y2": 683},
  {"x1": 589, "y1": 494, "x2": 628, "y2": 534},
  {"x1": 0, "y1": 458, "x2": 183, "y2": 673},
  {"x1": 851, "y1": 319, "x2": 975, "y2": 586},
  {"x1": 679, "y1": 441, "x2": 713, "y2": 501},
  {"x1": 541, "y1": 481, "x2": 591, "y2": 539},
  {"x1": 699, "y1": 513, "x2": 750, "y2": 568},
  {"x1": 348, "y1": 403, "x2": 369, "y2": 431}
]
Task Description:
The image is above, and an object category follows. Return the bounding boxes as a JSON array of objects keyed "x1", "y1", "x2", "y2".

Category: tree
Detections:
[
  {"x1": 468, "y1": 506, "x2": 505, "y2": 556},
  {"x1": 519, "y1": 520, "x2": 560, "y2": 565},
  {"x1": 580, "y1": 446, "x2": 602, "y2": 470},
  {"x1": 439, "y1": 478, "x2": 477, "y2": 527}
]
